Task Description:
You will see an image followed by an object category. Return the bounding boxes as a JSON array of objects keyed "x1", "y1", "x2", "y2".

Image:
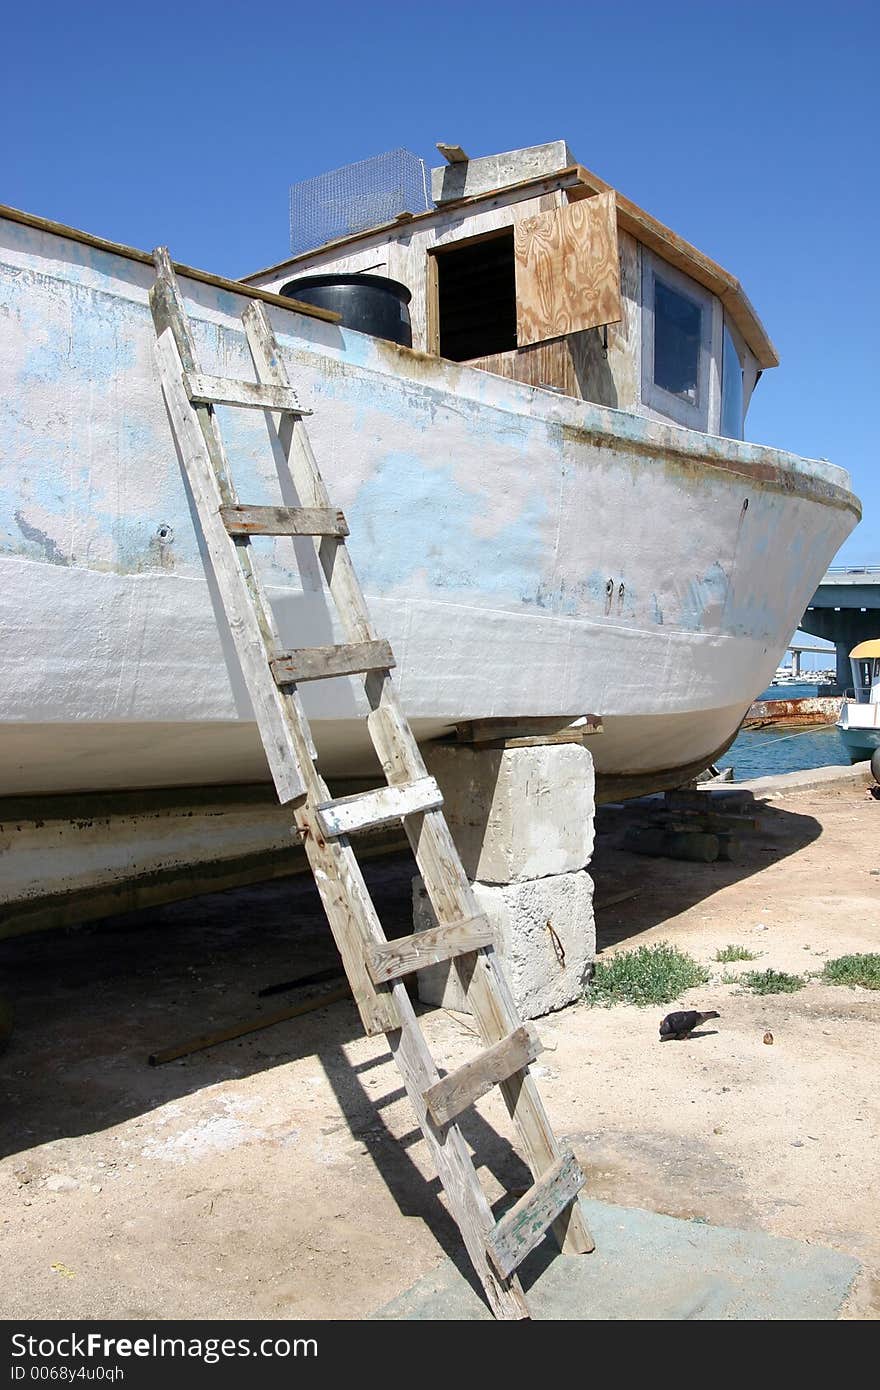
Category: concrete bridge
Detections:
[{"x1": 801, "y1": 566, "x2": 880, "y2": 688}]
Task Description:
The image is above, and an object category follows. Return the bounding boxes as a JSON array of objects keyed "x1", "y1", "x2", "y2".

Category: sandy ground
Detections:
[{"x1": 1, "y1": 776, "x2": 878, "y2": 1320}]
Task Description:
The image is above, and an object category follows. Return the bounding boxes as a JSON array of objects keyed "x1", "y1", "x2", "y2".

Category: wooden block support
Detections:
[
  {"x1": 436, "y1": 142, "x2": 470, "y2": 164},
  {"x1": 220, "y1": 505, "x2": 348, "y2": 537},
  {"x1": 486, "y1": 1149, "x2": 586, "y2": 1279},
  {"x1": 423, "y1": 1024, "x2": 543, "y2": 1129},
  {"x1": 366, "y1": 916, "x2": 495, "y2": 985},
  {"x1": 270, "y1": 639, "x2": 394, "y2": 684},
  {"x1": 315, "y1": 776, "x2": 443, "y2": 839},
  {"x1": 184, "y1": 371, "x2": 309, "y2": 414}
]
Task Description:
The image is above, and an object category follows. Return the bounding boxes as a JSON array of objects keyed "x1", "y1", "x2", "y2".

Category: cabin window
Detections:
[
  {"x1": 434, "y1": 231, "x2": 517, "y2": 362},
  {"x1": 641, "y1": 252, "x2": 713, "y2": 430},
  {"x1": 654, "y1": 280, "x2": 702, "y2": 401},
  {"x1": 854, "y1": 658, "x2": 879, "y2": 702},
  {"x1": 720, "y1": 323, "x2": 744, "y2": 440}
]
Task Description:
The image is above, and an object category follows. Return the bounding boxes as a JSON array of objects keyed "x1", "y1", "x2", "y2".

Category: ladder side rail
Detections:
[
  {"x1": 151, "y1": 252, "x2": 318, "y2": 777},
  {"x1": 151, "y1": 257, "x2": 398, "y2": 1038},
  {"x1": 386, "y1": 975, "x2": 531, "y2": 1320},
  {"x1": 244, "y1": 301, "x2": 593, "y2": 1258}
]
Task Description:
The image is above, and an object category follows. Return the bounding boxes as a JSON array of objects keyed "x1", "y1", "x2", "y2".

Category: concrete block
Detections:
[
  {"x1": 413, "y1": 869, "x2": 595, "y2": 1019},
  {"x1": 424, "y1": 742, "x2": 595, "y2": 883}
]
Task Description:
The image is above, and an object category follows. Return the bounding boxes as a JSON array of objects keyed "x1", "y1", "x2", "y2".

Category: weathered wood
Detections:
[
  {"x1": 384, "y1": 974, "x2": 531, "y2": 1319},
  {"x1": 270, "y1": 639, "x2": 394, "y2": 685},
  {"x1": 315, "y1": 776, "x2": 443, "y2": 839},
  {"x1": 486, "y1": 1149, "x2": 586, "y2": 1279},
  {"x1": 151, "y1": 251, "x2": 397, "y2": 1039},
  {"x1": 152, "y1": 329, "x2": 307, "y2": 805},
  {"x1": 424, "y1": 1025, "x2": 543, "y2": 1128},
  {"x1": 220, "y1": 505, "x2": 348, "y2": 537},
  {"x1": 432, "y1": 140, "x2": 573, "y2": 204},
  {"x1": 436, "y1": 142, "x2": 470, "y2": 164},
  {"x1": 184, "y1": 372, "x2": 310, "y2": 414},
  {"x1": 514, "y1": 193, "x2": 621, "y2": 347},
  {"x1": 148, "y1": 984, "x2": 351, "y2": 1065},
  {"x1": 566, "y1": 165, "x2": 778, "y2": 369},
  {"x1": 455, "y1": 715, "x2": 603, "y2": 747},
  {"x1": 0, "y1": 205, "x2": 338, "y2": 324},
  {"x1": 242, "y1": 298, "x2": 594, "y2": 1298},
  {"x1": 365, "y1": 916, "x2": 494, "y2": 985}
]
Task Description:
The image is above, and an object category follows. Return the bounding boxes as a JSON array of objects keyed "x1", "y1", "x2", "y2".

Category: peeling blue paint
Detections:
[{"x1": 347, "y1": 450, "x2": 548, "y2": 601}]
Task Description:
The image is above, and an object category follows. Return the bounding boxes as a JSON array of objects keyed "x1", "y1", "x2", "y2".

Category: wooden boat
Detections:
[{"x1": 0, "y1": 141, "x2": 860, "y2": 925}]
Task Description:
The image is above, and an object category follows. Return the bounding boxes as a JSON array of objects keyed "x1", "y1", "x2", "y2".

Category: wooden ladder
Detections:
[{"x1": 149, "y1": 248, "x2": 594, "y2": 1319}]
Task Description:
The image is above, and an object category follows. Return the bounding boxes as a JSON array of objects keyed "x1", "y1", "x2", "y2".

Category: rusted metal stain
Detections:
[{"x1": 742, "y1": 696, "x2": 842, "y2": 730}]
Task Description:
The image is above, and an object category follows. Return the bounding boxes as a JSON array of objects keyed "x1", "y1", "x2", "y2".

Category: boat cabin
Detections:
[
  {"x1": 849, "y1": 640, "x2": 880, "y2": 703},
  {"x1": 244, "y1": 140, "x2": 778, "y2": 440}
]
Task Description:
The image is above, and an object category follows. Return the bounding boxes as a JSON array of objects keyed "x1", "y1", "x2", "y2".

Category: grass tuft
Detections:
[
  {"x1": 588, "y1": 942, "x2": 709, "y2": 1007},
  {"x1": 740, "y1": 968, "x2": 805, "y2": 995},
  {"x1": 714, "y1": 944, "x2": 759, "y2": 963},
  {"x1": 821, "y1": 954, "x2": 880, "y2": 990}
]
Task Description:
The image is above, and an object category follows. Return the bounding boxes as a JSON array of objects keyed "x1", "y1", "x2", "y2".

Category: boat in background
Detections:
[{"x1": 837, "y1": 640, "x2": 880, "y2": 765}]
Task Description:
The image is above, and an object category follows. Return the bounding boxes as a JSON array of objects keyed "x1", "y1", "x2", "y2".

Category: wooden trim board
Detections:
[{"x1": 0, "y1": 202, "x2": 340, "y2": 325}]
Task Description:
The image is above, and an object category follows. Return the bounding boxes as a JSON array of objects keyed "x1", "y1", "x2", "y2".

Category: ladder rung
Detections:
[
  {"x1": 486, "y1": 1149, "x2": 586, "y2": 1279},
  {"x1": 315, "y1": 775, "x2": 443, "y2": 839},
  {"x1": 270, "y1": 639, "x2": 394, "y2": 685},
  {"x1": 366, "y1": 915, "x2": 494, "y2": 985},
  {"x1": 423, "y1": 1024, "x2": 543, "y2": 1128},
  {"x1": 184, "y1": 371, "x2": 311, "y2": 414},
  {"x1": 220, "y1": 504, "x2": 349, "y2": 537}
]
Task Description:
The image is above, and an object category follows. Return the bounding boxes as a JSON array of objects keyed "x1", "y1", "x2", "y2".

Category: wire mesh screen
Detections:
[{"x1": 289, "y1": 148, "x2": 431, "y2": 255}]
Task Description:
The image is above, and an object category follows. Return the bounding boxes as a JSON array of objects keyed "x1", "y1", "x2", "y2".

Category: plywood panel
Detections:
[{"x1": 514, "y1": 192, "x2": 622, "y2": 347}]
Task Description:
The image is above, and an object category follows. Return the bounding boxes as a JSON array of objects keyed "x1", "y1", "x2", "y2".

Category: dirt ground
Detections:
[{"x1": 1, "y1": 776, "x2": 878, "y2": 1320}]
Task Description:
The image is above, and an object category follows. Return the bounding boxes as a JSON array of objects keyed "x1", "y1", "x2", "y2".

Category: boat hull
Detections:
[{"x1": 0, "y1": 211, "x2": 861, "y2": 803}]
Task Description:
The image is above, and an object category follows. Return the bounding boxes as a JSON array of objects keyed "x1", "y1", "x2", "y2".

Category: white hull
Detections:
[
  {"x1": 0, "y1": 212, "x2": 860, "y2": 803},
  {"x1": 837, "y1": 703, "x2": 880, "y2": 763}
]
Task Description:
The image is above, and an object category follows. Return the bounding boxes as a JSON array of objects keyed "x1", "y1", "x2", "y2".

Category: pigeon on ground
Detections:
[{"x1": 659, "y1": 1009, "x2": 720, "y2": 1040}]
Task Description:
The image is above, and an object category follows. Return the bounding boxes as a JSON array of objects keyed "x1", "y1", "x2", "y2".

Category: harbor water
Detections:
[{"x1": 718, "y1": 684, "x2": 850, "y2": 780}]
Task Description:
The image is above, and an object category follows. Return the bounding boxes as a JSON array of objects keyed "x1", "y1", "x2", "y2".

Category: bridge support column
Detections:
[{"x1": 836, "y1": 642, "x2": 852, "y2": 694}]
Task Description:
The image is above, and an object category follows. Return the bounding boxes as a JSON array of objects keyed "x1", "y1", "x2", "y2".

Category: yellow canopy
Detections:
[{"x1": 849, "y1": 639, "x2": 880, "y2": 659}]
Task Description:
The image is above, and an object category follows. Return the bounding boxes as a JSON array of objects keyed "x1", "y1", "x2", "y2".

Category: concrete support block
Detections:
[
  {"x1": 413, "y1": 869, "x2": 595, "y2": 1019},
  {"x1": 424, "y1": 742, "x2": 595, "y2": 882}
]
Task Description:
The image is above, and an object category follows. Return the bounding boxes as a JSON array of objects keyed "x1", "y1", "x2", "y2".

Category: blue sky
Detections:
[{"x1": 3, "y1": 0, "x2": 877, "y2": 593}]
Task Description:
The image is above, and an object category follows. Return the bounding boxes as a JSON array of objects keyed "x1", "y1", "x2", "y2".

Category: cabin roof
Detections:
[
  {"x1": 243, "y1": 161, "x2": 779, "y2": 370},
  {"x1": 850, "y1": 639, "x2": 880, "y2": 659}
]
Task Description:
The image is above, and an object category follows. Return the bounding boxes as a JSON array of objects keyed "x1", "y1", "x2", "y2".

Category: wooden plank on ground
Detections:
[
  {"x1": 220, "y1": 505, "x2": 348, "y2": 537},
  {"x1": 486, "y1": 1149, "x2": 586, "y2": 1278},
  {"x1": 185, "y1": 372, "x2": 309, "y2": 414},
  {"x1": 315, "y1": 776, "x2": 443, "y2": 839},
  {"x1": 271, "y1": 640, "x2": 394, "y2": 684},
  {"x1": 424, "y1": 1025, "x2": 543, "y2": 1128},
  {"x1": 514, "y1": 192, "x2": 621, "y2": 347},
  {"x1": 366, "y1": 917, "x2": 494, "y2": 985}
]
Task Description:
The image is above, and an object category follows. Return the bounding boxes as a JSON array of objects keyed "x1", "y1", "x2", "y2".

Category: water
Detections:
[{"x1": 717, "y1": 682, "x2": 850, "y2": 780}]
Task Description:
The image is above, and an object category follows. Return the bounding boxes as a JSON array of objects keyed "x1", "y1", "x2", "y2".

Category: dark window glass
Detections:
[
  {"x1": 721, "y1": 325, "x2": 744, "y2": 439},
  {"x1": 437, "y1": 231, "x2": 517, "y2": 362},
  {"x1": 654, "y1": 279, "x2": 701, "y2": 401}
]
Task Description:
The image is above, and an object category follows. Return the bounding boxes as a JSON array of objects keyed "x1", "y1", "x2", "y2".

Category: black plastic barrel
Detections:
[{"x1": 280, "y1": 273, "x2": 412, "y2": 348}]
